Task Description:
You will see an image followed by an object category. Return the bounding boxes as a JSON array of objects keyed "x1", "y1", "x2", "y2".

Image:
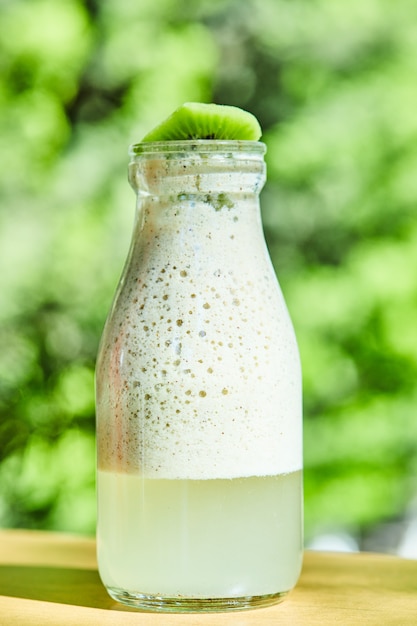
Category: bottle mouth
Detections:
[
  {"x1": 128, "y1": 140, "x2": 266, "y2": 195},
  {"x1": 129, "y1": 140, "x2": 266, "y2": 158}
]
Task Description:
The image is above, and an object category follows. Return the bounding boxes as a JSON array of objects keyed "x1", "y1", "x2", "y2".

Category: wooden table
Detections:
[{"x1": 0, "y1": 529, "x2": 416, "y2": 625}]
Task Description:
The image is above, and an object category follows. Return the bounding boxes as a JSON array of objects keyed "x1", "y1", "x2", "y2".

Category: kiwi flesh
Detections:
[{"x1": 141, "y1": 102, "x2": 262, "y2": 142}]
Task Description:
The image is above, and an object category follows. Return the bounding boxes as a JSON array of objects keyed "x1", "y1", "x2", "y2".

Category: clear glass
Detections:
[{"x1": 96, "y1": 140, "x2": 303, "y2": 612}]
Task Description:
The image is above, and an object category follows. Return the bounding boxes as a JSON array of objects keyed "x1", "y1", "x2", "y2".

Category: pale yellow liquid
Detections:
[{"x1": 97, "y1": 469, "x2": 303, "y2": 603}]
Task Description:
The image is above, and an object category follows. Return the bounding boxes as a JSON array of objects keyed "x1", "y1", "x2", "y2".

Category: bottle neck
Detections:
[{"x1": 128, "y1": 140, "x2": 266, "y2": 200}]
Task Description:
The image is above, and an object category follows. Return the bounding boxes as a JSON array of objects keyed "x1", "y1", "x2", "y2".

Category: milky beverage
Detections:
[{"x1": 96, "y1": 142, "x2": 303, "y2": 610}]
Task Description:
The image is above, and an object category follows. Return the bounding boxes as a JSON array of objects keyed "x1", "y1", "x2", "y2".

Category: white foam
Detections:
[{"x1": 96, "y1": 157, "x2": 302, "y2": 479}]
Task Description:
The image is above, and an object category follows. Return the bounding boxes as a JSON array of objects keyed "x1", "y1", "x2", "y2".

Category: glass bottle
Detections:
[{"x1": 96, "y1": 140, "x2": 303, "y2": 612}]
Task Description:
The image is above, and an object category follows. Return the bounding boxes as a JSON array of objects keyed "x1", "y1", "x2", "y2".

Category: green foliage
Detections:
[{"x1": 1, "y1": 0, "x2": 417, "y2": 542}]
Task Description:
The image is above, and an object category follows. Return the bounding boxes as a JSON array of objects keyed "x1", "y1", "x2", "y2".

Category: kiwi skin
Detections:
[{"x1": 141, "y1": 102, "x2": 262, "y2": 142}]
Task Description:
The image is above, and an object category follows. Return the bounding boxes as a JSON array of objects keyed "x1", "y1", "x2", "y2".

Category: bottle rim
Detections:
[{"x1": 129, "y1": 140, "x2": 266, "y2": 158}]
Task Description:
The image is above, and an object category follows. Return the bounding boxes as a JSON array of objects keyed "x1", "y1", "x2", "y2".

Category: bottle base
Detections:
[{"x1": 107, "y1": 586, "x2": 289, "y2": 613}]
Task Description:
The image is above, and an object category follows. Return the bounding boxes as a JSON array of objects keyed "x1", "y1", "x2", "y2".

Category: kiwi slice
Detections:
[{"x1": 141, "y1": 102, "x2": 262, "y2": 142}]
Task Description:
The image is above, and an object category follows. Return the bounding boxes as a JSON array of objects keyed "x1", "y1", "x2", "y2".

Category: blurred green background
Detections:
[{"x1": 1, "y1": 0, "x2": 417, "y2": 551}]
